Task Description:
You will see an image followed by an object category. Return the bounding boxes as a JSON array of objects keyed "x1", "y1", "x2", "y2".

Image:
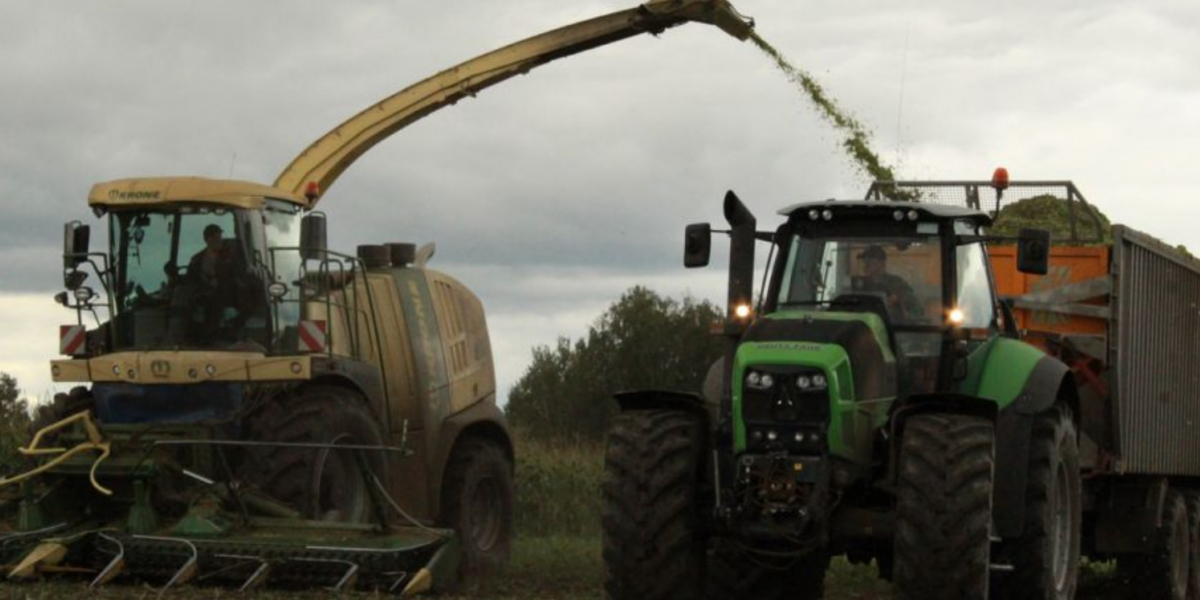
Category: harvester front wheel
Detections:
[
  {"x1": 992, "y1": 404, "x2": 1081, "y2": 600},
  {"x1": 893, "y1": 413, "x2": 995, "y2": 600},
  {"x1": 439, "y1": 437, "x2": 514, "y2": 584},
  {"x1": 602, "y1": 409, "x2": 705, "y2": 600},
  {"x1": 240, "y1": 386, "x2": 386, "y2": 523}
]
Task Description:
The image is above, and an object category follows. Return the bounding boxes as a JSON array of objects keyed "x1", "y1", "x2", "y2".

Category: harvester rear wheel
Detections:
[
  {"x1": 602, "y1": 409, "x2": 705, "y2": 600},
  {"x1": 239, "y1": 386, "x2": 386, "y2": 523},
  {"x1": 893, "y1": 413, "x2": 995, "y2": 600},
  {"x1": 439, "y1": 437, "x2": 514, "y2": 584},
  {"x1": 705, "y1": 540, "x2": 829, "y2": 600},
  {"x1": 1119, "y1": 490, "x2": 1190, "y2": 600},
  {"x1": 992, "y1": 403, "x2": 1081, "y2": 600}
]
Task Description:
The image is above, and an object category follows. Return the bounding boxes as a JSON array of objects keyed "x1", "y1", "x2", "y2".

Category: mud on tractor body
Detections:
[{"x1": 0, "y1": 178, "x2": 513, "y2": 593}]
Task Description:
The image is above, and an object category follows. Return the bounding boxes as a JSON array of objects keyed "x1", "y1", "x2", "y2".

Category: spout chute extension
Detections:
[{"x1": 275, "y1": 0, "x2": 753, "y2": 204}]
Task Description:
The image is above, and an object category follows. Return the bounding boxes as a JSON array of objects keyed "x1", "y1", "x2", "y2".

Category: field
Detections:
[{"x1": 0, "y1": 432, "x2": 1140, "y2": 599}]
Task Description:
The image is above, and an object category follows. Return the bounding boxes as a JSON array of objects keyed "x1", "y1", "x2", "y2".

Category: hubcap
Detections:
[
  {"x1": 1051, "y1": 459, "x2": 1073, "y2": 591},
  {"x1": 467, "y1": 476, "x2": 503, "y2": 551},
  {"x1": 1172, "y1": 510, "x2": 1189, "y2": 594},
  {"x1": 312, "y1": 433, "x2": 370, "y2": 522}
]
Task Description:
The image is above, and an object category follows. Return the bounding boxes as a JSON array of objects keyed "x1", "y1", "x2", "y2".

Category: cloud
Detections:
[{"x1": 1, "y1": 0, "x2": 1198, "y2": 404}]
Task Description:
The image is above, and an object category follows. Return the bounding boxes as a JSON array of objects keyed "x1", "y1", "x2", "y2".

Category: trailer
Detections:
[{"x1": 871, "y1": 175, "x2": 1200, "y2": 599}]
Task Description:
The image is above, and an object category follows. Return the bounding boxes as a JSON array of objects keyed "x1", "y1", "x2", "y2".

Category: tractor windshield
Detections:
[
  {"x1": 108, "y1": 204, "x2": 275, "y2": 352},
  {"x1": 778, "y1": 233, "x2": 944, "y2": 327}
]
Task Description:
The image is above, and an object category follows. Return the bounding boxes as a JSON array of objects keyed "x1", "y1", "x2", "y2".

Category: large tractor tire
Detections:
[
  {"x1": 705, "y1": 540, "x2": 829, "y2": 600},
  {"x1": 1188, "y1": 493, "x2": 1200, "y2": 600},
  {"x1": 438, "y1": 437, "x2": 514, "y2": 584},
  {"x1": 29, "y1": 386, "x2": 93, "y2": 438},
  {"x1": 893, "y1": 413, "x2": 996, "y2": 600},
  {"x1": 602, "y1": 409, "x2": 705, "y2": 600},
  {"x1": 1119, "y1": 490, "x2": 1190, "y2": 600},
  {"x1": 239, "y1": 385, "x2": 386, "y2": 523},
  {"x1": 992, "y1": 404, "x2": 1082, "y2": 600}
]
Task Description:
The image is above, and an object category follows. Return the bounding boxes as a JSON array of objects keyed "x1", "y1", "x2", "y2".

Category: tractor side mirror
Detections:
[
  {"x1": 62, "y1": 221, "x2": 90, "y2": 269},
  {"x1": 684, "y1": 223, "x2": 712, "y2": 268},
  {"x1": 1017, "y1": 228, "x2": 1051, "y2": 275},
  {"x1": 300, "y1": 213, "x2": 328, "y2": 261}
]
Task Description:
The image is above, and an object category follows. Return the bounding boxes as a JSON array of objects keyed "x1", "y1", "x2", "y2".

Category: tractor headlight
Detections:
[
  {"x1": 796, "y1": 375, "x2": 811, "y2": 390},
  {"x1": 745, "y1": 370, "x2": 775, "y2": 391},
  {"x1": 812, "y1": 373, "x2": 827, "y2": 389}
]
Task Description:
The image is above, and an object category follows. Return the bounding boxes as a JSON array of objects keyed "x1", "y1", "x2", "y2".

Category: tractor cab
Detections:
[
  {"x1": 764, "y1": 200, "x2": 999, "y2": 399},
  {"x1": 60, "y1": 178, "x2": 317, "y2": 357}
]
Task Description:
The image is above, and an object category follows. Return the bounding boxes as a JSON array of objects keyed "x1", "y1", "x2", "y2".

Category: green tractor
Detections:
[{"x1": 602, "y1": 190, "x2": 1078, "y2": 600}]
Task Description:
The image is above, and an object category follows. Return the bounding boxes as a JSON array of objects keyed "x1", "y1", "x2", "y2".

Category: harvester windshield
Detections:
[{"x1": 105, "y1": 201, "x2": 301, "y2": 352}]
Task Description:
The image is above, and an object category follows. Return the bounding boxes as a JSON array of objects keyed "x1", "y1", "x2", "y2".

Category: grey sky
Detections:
[{"x1": 1, "y1": 0, "x2": 1198, "y2": 401}]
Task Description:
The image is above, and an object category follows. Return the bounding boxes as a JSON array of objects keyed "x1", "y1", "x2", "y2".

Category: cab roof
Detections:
[
  {"x1": 778, "y1": 200, "x2": 992, "y2": 225},
  {"x1": 89, "y1": 177, "x2": 309, "y2": 210}
]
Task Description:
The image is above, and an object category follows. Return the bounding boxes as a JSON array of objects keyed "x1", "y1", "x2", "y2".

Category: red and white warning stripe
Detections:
[
  {"x1": 298, "y1": 320, "x2": 327, "y2": 353},
  {"x1": 60, "y1": 325, "x2": 87, "y2": 356}
]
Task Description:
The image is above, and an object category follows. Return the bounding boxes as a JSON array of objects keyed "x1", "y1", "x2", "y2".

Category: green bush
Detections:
[{"x1": 0, "y1": 374, "x2": 30, "y2": 474}]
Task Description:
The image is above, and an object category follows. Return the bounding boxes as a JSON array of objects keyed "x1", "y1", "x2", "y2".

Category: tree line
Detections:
[{"x1": 505, "y1": 286, "x2": 724, "y2": 441}]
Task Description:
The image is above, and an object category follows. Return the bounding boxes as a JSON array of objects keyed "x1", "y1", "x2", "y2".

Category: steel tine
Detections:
[
  {"x1": 385, "y1": 571, "x2": 410, "y2": 593},
  {"x1": 90, "y1": 533, "x2": 125, "y2": 588},
  {"x1": 291, "y1": 557, "x2": 359, "y2": 592},
  {"x1": 132, "y1": 535, "x2": 198, "y2": 592},
  {"x1": 213, "y1": 553, "x2": 271, "y2": 591}
]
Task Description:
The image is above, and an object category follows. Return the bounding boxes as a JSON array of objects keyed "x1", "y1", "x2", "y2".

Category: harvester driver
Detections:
[
  {"x1": 185, "y1": 223, "x2": 236, "y2": 341},
  {"x1": 858, "y1": 245, "x2": 922, "y2": 320}
]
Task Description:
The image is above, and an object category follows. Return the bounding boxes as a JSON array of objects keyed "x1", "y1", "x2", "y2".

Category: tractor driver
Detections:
[{"x1": 857, "y1": 245, "x2": 923, "y2": 321}]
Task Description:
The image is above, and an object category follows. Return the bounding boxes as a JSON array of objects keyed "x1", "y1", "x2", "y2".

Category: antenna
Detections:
[
  {"x1": 893, "y1": 25, "x2": 910, "y2": 170},
  {"x1": 228, "y1": 152, "x2": 238, "y2": 179}
]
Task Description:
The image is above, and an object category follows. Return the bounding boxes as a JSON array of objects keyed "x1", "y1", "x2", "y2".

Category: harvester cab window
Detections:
[{"x1": 110, "y1": 206, "x2": 267, "y2": 351}]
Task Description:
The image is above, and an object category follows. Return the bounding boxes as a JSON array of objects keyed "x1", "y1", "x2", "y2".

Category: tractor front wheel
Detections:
[
  {"x1": 602, "y1": 409, "x2": 705, "y2": 600},
  {"x1": 893, "y1": 413, "x2": 996, "y2": 600},
  {"x1": 992, "y1": 404, "x2": 1081, "y2": 600}
]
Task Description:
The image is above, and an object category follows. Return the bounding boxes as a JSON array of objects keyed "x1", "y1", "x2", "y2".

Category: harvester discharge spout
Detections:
[{"x1": 275, "y1": 0, "x2": 753, "y2": 205}]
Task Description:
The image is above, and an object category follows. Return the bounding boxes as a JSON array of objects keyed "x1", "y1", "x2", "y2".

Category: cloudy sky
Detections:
[{"x1": 1, "y1": 0, "x2": 1197, "y2": 404}]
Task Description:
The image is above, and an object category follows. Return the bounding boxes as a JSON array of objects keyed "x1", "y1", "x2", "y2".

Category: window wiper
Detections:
[{"x1": 779, "y1": 300, "x2": 832, "y2": 308}]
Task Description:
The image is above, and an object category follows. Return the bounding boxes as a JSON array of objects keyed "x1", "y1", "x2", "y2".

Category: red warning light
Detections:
[
  {"x1": 304, "y1": 181, "x2": 321, "y2": 201},
  {"x1": 991, "y1": 167, "x2": 1010, "y2": 191}
]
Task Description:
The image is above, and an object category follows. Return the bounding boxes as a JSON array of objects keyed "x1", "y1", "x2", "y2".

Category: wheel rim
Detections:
[
  {"x1": 1051, "y1": 458, "x2": 1074, "y2": 591},
  {"x1": 312, "y1": 433, "x2": 369, "y2": 522},
  {"x1": 1172, "y1": 510, "x2": 1189, "y2": 594},
  {"x1": 467, "y1": 475, "x2": 503, "y2": 551}
]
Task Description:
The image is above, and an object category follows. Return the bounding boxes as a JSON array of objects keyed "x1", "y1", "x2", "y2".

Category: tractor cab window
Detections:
[
  {"x1": 109, "y1": 205, "x2": 268, "y2": 351},
  {"x1": 779, "y1": 233, "x2": 944, "y2": 327}
]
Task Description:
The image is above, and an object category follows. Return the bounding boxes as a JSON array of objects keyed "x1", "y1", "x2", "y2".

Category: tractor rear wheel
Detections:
[
  {"x1": 992, "y1": 404, "x2": 1081, "y2": 600},
  {"x1": 602, "y1": 409, "x2": 705, "y2": 600},
  {"x1": 893, "y1": 413, "x2": 995, "y2": 600},
  {"x1": 1188, "y1": 493, "x2": 1200, "y2": 600},
  {"x1": 438, "y1": 437, "x2": 514, "y2": 584},
  {"x1": 705, "y1": 540, "x2": 829, "y2": 600},
  {"x1": 239, "y1": 386, "x2": 386, "y2": 523}
]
